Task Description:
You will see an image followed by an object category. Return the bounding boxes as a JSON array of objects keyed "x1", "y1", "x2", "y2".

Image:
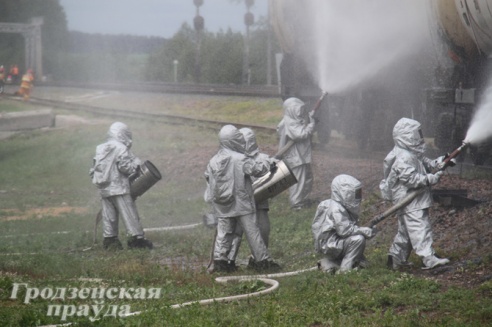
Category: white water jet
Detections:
[
  {"x1": 302, "y1": 0, "x2": 431, "y2": 94},
  {"x1": 464, "y1": 83, "x2": 492, "y2": 145}
]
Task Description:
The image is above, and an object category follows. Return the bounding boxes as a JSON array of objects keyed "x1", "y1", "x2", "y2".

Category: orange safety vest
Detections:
[{"x1": 20, "y1": 73, "x2": 33, "y2": 89}]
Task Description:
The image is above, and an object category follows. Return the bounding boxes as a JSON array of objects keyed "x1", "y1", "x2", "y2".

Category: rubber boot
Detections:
[
  {"x1": 357, "y1": 255, "x2": 370, "y2": 269},
  {"x1": 247, "y1": 255, "x2": 256, "y2": 269},
  {"x1": 253, "y1": 260, "x2": 281, "y2": 272},
  {"x1": 227, "y1": 260, "x2": 238, "y2": 272},
  {"x1": 387, "y1": 255, "x2": 414, "y2": 270},
  {"x1": 317, "y1": 257, "x2": 340, "y2": 273},
  {"x1": 127, "y1": 236, "x2": 153, "y2": 250},
  {"x1": 211, "y1": 260, "x2": 230, "y2": 273},
  {"x1": 422, "y1": 255, "x2": 450, "y2": 270}
]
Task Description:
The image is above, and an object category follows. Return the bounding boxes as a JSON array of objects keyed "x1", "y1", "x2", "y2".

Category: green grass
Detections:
[
  {"x1": 0, "y1": 99, "x2": 491, "y2": 326},
  {"x1": 0, "y1": 100, "x2": 26, "y2": 113}
]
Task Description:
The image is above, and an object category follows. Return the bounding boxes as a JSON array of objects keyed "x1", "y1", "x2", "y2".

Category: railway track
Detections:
[
  {"x1": 5, "y1": 85, "x2": 492, "y2": 173},
  {"x1": 40, "y1": 80, "x2": 280, "y2": 98},
  {"x1": 6, "y1": 91, "x2": 279, "y2": 136}
]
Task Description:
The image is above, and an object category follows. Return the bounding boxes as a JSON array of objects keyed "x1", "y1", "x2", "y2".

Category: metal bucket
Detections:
[
  {"x1": 130, "y1": 160, "x2": 162, "y2": 199},
  {"x1": 253, "y1": 160, "x2": 298, "y2": 202}
]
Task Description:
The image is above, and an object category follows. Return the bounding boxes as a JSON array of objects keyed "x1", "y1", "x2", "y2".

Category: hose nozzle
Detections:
[{"x1": 437, "y1": 141, "x2": 469, "y2": 171}]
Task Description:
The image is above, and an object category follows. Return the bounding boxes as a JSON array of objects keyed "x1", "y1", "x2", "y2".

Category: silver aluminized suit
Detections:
[
  {"x1": 227, "y1": 128, "x2": 275, "y2": 263},
  {"x1": 380, "y1": 117, "x2": 449, "y2": 269},
  {"x1": 312, "y1": 174, "x2": 374, "y2": 273},
  {"x1": 277, "y1": 97, "x2": 315, "y2": 209},
  {"x1": 90, "y1": 122, "x2": 145, "y2": 240},
  {"x1": 205, "y1": 125, "x2": 275, "y2": 269}
]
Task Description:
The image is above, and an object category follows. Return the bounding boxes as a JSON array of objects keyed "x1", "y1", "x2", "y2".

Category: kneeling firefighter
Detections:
[{"x1": 312, "y1": 174, "x2": 376, "y2": 273}]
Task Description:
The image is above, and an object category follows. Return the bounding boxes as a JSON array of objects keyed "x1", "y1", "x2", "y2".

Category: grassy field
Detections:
[{"x1": 0, "y1": 98, "x2": 491, "y2": 326}]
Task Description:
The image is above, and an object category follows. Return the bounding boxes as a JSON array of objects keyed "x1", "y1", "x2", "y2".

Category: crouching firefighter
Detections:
[
  {"x1": 312, "y1": 174, "x2": 376, "y2": 273},
  {"x1": 90, "y1": 122, "x2": 153, "y2": 250}
]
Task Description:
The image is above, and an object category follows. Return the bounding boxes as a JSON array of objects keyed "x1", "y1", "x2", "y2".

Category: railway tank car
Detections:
[
  {"x1": 427, "y1": 0, "x2": 492, "y2": 164},
  {"x1": 269, "y1": 0, "x2": 492, "y2": 163}
]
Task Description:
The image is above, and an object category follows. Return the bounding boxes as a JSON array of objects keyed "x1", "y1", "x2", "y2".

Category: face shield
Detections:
[
  {"x1": 355, "y1": 187, "x2": 362, "y2": 201},
  {"x1": 346, "y1": 186, "x2": 362, "y2": 216}
]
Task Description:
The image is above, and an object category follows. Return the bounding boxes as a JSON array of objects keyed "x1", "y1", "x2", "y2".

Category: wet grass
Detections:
[{"x1": 0, "y1": 100, "x2": 491, "y2": 326}]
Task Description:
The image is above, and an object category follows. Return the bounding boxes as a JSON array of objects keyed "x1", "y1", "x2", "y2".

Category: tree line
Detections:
[{"x1": 0, "y1": 0, "x2": 277, "y2": 85}]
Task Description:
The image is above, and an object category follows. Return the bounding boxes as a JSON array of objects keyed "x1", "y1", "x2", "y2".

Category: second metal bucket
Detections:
[
  {"x1": 130, "y1": 160, "x2": 162, "y2": 199},
  {"x1": 253, "y1": 160, "x2": 297, "y2": 202}
]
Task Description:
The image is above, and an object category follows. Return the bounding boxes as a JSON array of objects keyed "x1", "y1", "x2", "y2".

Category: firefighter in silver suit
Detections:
[
  {"x1": 205, "y1": 125, "x2": 280, "y2": 273},
  {"x1": 90, "y1": 122, "x2": 153, "y2": 250},
  {"x1": 227, "y1": 127, "x2": 276, "y2": 266},
  {"x1": 277, "y1": 97, "x2": 315, "y2": 209},
  {"x1": 380, "y1": 117, "x2": 449, "y2": 270},
  {"x1": 312, "y1": 174, "x2": 375, "y2": 273}
]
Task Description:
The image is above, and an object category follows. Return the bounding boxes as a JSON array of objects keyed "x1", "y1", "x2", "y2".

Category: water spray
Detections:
[{"x1": 368, "y1": 141, "x2": 469, "y2": 228}]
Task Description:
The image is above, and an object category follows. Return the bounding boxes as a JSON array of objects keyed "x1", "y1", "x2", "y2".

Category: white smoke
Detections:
[
  {"x1": 304, "y1": 0, "x2": 431, "y2": 94},
  {"x1": 464, "y1": 84, "x2": 492, "y2": 144}
]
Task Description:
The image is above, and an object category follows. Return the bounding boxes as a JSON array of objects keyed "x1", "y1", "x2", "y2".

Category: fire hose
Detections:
[
  {"x1": 31, "y1": 143, "x2": 476, "y2": 326},
  {"x1": 20, "y1": 139, "x2": 476, "y2": 326},
  {"x1": 367, "y1": 141, "x2": 469, "y2": 228},
  {"x1": 38, "y1": 266, "x2": 318, "y2": 327}
]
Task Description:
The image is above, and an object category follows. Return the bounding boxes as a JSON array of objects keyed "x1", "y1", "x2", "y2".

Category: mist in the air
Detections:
[{"x1": 303, "y1": 0, "x2": 432, "y2": 94}]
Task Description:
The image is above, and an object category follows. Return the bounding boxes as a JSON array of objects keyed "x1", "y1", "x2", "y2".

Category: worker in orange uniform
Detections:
[
  {"x1": 0, "y1": 66, "x2": 5, "y2": 94},
  {"x1": 16, "y1": 69, "x2": 34, "y2": 101},
  {"x1": 10, "y1": 64, "x2": 19, "y2": 84}
]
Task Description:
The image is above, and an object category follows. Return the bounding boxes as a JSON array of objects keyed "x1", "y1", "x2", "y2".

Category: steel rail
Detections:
[
  {"x1": 23, "y1": 96, "x2": 278, "y2": 135},
  {"x1": 6, "y1": 89, "x2": 492, "y2": 172},
  {"x1": 39, "y1": 80, "x2": 280, "y2": 98}
]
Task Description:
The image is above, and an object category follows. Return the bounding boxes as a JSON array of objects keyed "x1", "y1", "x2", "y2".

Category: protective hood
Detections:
[
  {"x1": 283, "y1": 97, "x2": 306, "y2": 122},
  {"x1": 108, "y1": 122, "x2": 133, "y2": 148},
  {"x1": 239, "y1": 127, "x2": 259, "y2": 156},
  {"x1": 331, "y1": 174, "x2": 362, "y2": 216},
  {"x1": 393, "y1": 118, "x2": 425, "y2": 154},
  {"x1": 219, "y1": 124, "x2": 246, "y2": 153}
]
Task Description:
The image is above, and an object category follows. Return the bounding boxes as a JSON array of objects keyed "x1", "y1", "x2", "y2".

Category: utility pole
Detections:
[
  {"x1": 266, "y1": 1, "x2": 272, "y2": 85},
  {"x1": 193, "y1": 0, "x2": 204, "y2": 83},
  {"x1": 243, "y1": 0, "x2": 254, "y2": 85},
  {"x1": 173, "y1": 59, "x2": 179, "y2": 83}
]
